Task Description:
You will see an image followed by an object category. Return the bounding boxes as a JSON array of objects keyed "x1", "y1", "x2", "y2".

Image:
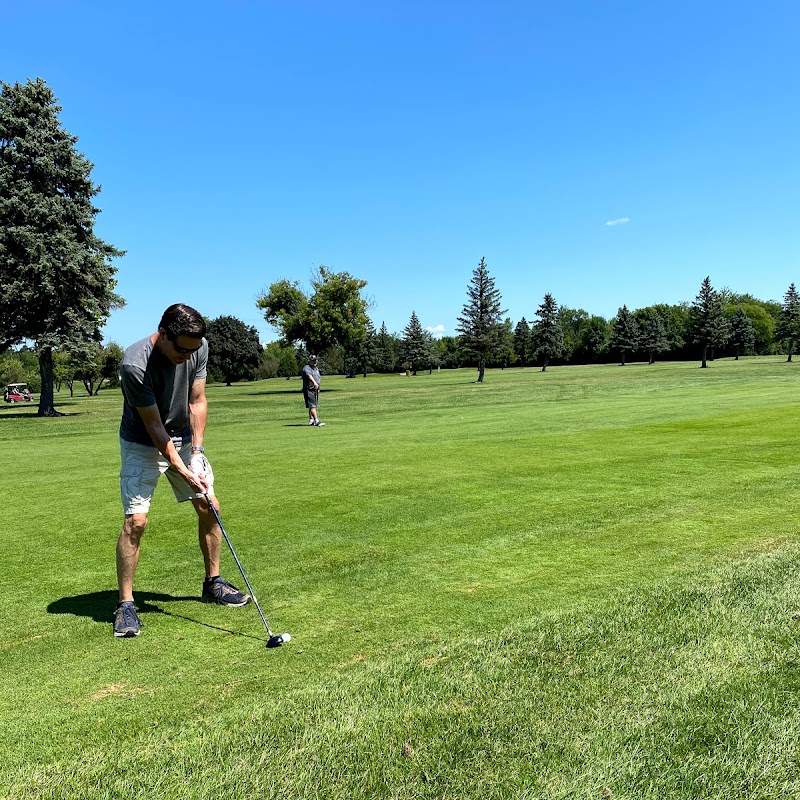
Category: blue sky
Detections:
[{"x1": 4, "y1": 1, "x2": 799, "y2": 345}]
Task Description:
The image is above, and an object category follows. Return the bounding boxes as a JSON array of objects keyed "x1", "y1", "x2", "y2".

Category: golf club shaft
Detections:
[{"x1": 204, "y1": 493, "x2": 274, "y2": 637}]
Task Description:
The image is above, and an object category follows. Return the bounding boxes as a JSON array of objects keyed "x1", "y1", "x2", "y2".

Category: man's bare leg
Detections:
[
  {"x1": 116, "y1": 513, "x2": 148, "y2": 603},
  {"x1": 192, "y1": 494, "x2": 221, "y2": 578}
]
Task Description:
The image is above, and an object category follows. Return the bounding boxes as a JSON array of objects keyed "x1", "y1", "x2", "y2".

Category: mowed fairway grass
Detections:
[{"x1": 2, "y1": 358, "x2": 800, "y2": 799}]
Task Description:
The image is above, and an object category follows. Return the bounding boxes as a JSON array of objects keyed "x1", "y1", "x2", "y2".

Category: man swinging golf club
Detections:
[{"x1": 113, "y1": 303, "x2": 250, "y2": 637}]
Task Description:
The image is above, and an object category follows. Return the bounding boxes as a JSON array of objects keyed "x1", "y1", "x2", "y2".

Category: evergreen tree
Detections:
[
  {"x1": 689, "y1": 277, "x2": 729, "y2": 368},
  {"x1": 495, "y1": 318, "x2": 516, "y2": 369},
  {"x1": 402, "y1": 311, "x2": 428, "y2": 375},
  {"x1": 729, "y1": 307, "x2": 755, "y2": 360},
  {"x1": 0, "y1": 78, "x2": 125, "y2": 415},
  {"x1": 634, "y1": 307, "x2": 670, "y2": 364},
  {"x1": 205, "y1": 315, "x2": 263, "y2": 385},
  {"x1": 611, "y1": 306, "x2": 639, "y2": 366},
  {"x1": 513, "y1": 317, "x2": 532, "y2": 367},
  {"x1": 373, "y1": 322, "x2": 398, "y2": 373},
  {"x1": 351, "y1": 318, "x2": 377, "y2": 376},
  {"x1": 456, "y1": 257, "x2": 506, "y2": 383},
  {"x1": 778, "y1": 283, "x2": 800, "y2": 362},
  {"x1": 532, "y1": 293, "x2": 565, "y2": 372}
]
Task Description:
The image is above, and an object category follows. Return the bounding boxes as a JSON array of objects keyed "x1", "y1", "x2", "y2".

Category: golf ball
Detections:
[{"x1": 282, "y1": 633, "x2": 291, "y2": 643}]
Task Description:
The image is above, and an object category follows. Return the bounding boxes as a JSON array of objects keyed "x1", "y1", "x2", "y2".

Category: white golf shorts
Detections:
[{"x1": 120, "y1": 437, "x2": 215, "y2": 515}]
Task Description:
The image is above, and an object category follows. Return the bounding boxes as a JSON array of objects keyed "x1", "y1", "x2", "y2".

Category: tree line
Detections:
[
  {"x1": 257, "y1": 262, "x2": 798, "y2": 382},
  {"x1": 2, "y1": 78, "x2": 799, "y2": 417}
]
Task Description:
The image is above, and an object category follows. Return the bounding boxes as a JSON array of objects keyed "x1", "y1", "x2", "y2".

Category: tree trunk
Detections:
[
  {"x1": 649, "y1": 352, "x2": 655, "y2": 365},
  {"x1": 541, "y1": 357, "x2": 549, "y2": 373},
  {"x1": 620, "y1": 350, "x2": 626, "y2": 366},
  {"x1": 477, "y1": 359, "x2": 485, "y2": 383},
  {"x1": 735, "y1": 348, "x2": 740, "y2": 361},
  {"x1": 37, "y1": 346, "x2": 62, "y2": 416},
  {"x1": 701, "y1": 345, "x2": 708, "y2": 368}
]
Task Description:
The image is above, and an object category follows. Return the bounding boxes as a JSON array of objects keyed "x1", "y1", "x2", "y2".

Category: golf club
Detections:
[{"x1": 204, "y1": 493, "x2": 290, "y2": 648}]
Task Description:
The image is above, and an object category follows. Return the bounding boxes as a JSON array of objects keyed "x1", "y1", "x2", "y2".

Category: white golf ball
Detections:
[{"x1": 282, "y1": 633, "x2": 291, "y2": 643}]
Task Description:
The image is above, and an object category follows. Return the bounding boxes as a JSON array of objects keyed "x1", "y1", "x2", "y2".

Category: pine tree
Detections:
[
  {"x1": 0, "y1": 78, "x2": 125, "y2": 415},
  {"x1": 689, "y1": 277, "x2": 729, "y2": 368},
  {"x1": 402, "y1": 311, "x2": 428, "y2": 375},
  {"x1": 531, "y1": 293, "x2": 564, "y2": 372},
  {"x1": 778, "y1": 283, "x2": 800, "y2": 362},
  {"x1": 456, "y1": 257, "x2": 506, "y2": 383},
  {"x1": 513, "y1": 317, "x2": 532, "y2": 367},
  {"x1": 729, "y1": 307, "x2": 755, "y2": 360},
  {"x1": 373, "y1": 322, "x2": 398, "y2": 373},
  {"x1": 635, "y1": 307, "x2": 670, "y2": 365},
  {"x1": 610, "y1": 306, "x2": 638, "y2": 366}
]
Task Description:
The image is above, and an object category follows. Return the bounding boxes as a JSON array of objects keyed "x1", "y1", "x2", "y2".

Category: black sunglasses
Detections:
[{"x1": 167, "y1": 334, "x2": 202, "y2": 355}]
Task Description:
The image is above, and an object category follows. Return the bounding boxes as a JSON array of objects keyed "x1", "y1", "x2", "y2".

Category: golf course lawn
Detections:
[{"x1": 2, "y1": 358, "x2": 800, "y2": 799}]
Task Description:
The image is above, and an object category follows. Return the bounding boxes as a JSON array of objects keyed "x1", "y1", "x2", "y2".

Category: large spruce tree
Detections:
[
  {"x1": 729, "y1": 307, "x2": 755, "y2": 360},
  {"x1": 689, "y1": 277, "x2": 729, "y2": 368},
  {"x1": 634, "y1": 307, "x2": 670, "y2": 365},
  {"x1": 532, "y1": 293, "x2": 564, "y2": 372},
  {"x1": 513, "y1": 317, "x2": 532, "y2": 367},
  {"x1": 456, "y1": 257, "x2": 506, "y2": 383},
  {"x1": 402, "y1": 311, "x2": 429, "y2": 375},
  {"x1": 778, "y1": 283, "x2": 800, "y2": 362},
  {"x1": 0, "y1": 78, "x2": 124, "y2": 415},
  {"x1": 610, "y1": 306, "x2": 638, "y2": 366}
]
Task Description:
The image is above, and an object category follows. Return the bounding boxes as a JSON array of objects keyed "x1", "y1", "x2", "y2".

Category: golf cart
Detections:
[{"x1": 3, "y1": 383, "x2": 33, "y2": 403}]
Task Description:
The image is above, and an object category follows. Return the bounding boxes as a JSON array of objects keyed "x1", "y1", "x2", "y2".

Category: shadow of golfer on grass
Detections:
[{"x1": 48, "y1": 590, "x2": 263, "y2": 640}]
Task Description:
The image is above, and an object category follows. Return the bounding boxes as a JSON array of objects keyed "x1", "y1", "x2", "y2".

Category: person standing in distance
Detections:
[
  {"x1": 303, "y1": 354, "x2": 325, "y2": 426},
  {"x1": 114, "y1": 303, "x2": 250, "y2": 638}
]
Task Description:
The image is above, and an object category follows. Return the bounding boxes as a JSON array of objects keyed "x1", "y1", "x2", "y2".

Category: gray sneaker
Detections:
[
  {"x1": 202, "y1": 576, "x2": 251, "y2": 607},
  {"x1": 113, "y1": 601, "x2": 142, "y2": 637},
  {"x1": 314, "y1": 420, "x2": 326, "y2": 427}
]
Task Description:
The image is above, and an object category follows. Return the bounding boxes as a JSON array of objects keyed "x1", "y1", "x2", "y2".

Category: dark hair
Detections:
[{"x1": 159, "y1": 304, "x2": 206, "y2": 339}]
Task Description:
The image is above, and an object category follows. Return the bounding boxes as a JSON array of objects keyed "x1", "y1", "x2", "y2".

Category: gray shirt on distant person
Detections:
[
  {"x1": 119, "y1": 335, "x2": 208, "y2": 447},
  {"x1": 302, "y1": 364, "x2": 320, "y2": 394}
]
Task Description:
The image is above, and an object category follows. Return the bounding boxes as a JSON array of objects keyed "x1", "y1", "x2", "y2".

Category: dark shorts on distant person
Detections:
[{"x1": 304, "y1": 388, "x2": 318, "y2": 409}]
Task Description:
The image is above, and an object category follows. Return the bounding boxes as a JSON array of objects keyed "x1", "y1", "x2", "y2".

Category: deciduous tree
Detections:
[
  {"x1": 206, "y1": 315, "x2": 262, "y2": 385},
  {"x1": 256, "y1": 266, "x2": 370, "y2": 357}
]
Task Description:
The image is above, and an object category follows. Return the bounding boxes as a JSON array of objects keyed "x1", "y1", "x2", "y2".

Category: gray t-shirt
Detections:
[
  {"x1": 302, "y1": 364, "x2": 320, "y2": 393},
  {"x1": 119, "y1": 335, "x2": 208, "y2": 447}
]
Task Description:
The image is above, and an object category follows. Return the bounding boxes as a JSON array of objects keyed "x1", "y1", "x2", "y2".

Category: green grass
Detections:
[{"x1": 2, "y1": 358, "x2": 800, "y2": 798}]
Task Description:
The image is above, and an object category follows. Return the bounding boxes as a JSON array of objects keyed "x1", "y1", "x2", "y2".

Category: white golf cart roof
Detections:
[{"x1": 6, "y1": 383, "x2": 30, "y2": 388}]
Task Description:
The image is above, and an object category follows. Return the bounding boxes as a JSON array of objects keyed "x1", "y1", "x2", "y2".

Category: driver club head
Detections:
[{"x1": 266, "y1": 632, "x2": 291, "y2": 648}]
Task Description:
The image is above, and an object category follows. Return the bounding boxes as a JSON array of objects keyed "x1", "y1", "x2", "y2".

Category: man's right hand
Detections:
[{"x1": 187, "y1": 453, "x2": 210, "y2": 493}]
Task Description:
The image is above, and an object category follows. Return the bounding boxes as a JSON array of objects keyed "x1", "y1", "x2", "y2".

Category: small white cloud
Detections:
[
  {"x1": 426, "y1": 324, "x2": 445, "y2": 339},
  {"x1": 605, "y1": 217, "x2": 630, "y2": 227}
]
